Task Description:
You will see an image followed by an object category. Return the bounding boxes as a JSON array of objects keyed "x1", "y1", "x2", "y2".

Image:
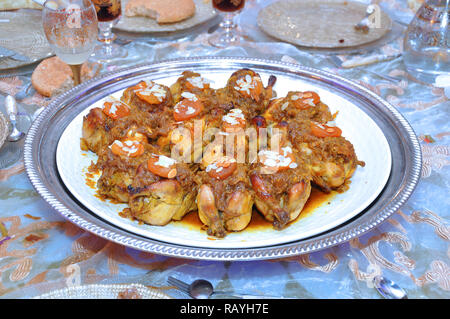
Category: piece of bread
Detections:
[
  {"x1": 0, "y1": 0, "x2": 41, "y2": 10},
  {"x1": 31, "y1": 57, "x2": 97, "y2": 97},
  {"x1": 124, "y1": 0, "x2": 196, "y2": 24}
]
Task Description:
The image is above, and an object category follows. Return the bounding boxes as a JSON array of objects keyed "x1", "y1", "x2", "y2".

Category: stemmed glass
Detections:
[
  {"x1": 209, "y1": 0, "x2": 246, "y2": 48},
  {"x1": 90, "y1": 0, "x2": 127, "y2": 61},
  {"x1": 42, "y1": 0, "x2": 98, "y2": 86}
]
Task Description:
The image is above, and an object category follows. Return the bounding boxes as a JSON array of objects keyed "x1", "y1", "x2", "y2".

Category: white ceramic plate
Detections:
[
  {"x1": 56, "y1": 71, "x2": 392, "y2": 249},
  {"x1": 257, "y1": 0, "x2": 392, "y2": 49}
]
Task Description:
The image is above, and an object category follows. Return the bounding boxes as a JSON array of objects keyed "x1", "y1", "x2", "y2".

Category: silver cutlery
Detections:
[
  {"x1": 0, "y1": 53, "x2": 14, "y2": 60},
  {"x1": 207, "y1": 23, "x2": 221, "y2": 34},
  {"x1": 373, "y1": 275, "x2": 408, "y2": 299},
  {"x1": 168, "y1": 276, "x2": 284, "y2": 299},
  {"x1": 328, "y1": 55, "x2": 402, "y2": 83},
  {"x1": 0, "y1": 96, "x2": 25, "y2": 168},
  {"x1": 5, "y1": 95, "x2": 25, "y2": 142},
  {"x1": 0, "y1": 46, "x2": 31, "y2": 62},
  {"x1": 15, "y1": 82, "x2": 33, "y2": 101}
]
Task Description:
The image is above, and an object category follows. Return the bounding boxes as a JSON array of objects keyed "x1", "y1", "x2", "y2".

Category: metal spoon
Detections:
[
  {"x1": 189, "y1": 279, "x2": 215, "y2": 299},
  {"x1": 5, "y1": 95, "x2": 25, "y2": 142},
  {"x1": 168, "y1": 276, "x2": 285, "y2": 299},
  {"x1": 14, "y1": 82, "x2": 32, "y2": 101},
  {"x1": 189, "y1": 279, "x2": 285, "y2": 299},
  {"x1": 373, "y1": 276, "x2": 408, "y2": 299}
]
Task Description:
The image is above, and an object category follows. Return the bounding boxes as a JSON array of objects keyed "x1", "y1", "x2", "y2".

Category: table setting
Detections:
[{"x1": 0, "y1": 0, "x2": 448, "y2": 300}]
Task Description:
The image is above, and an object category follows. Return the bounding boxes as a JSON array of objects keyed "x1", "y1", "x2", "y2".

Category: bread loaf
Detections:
[
  {"x1": 124, "y1": 0, "x2": 196, "y2": 24},
  {"x1": 31, "y1": 57, "x2": 96, "y2": 97}
]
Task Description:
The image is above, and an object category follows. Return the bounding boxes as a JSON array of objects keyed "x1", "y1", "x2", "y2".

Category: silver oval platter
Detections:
[{"x1": 24, "y1": 57, "x2": 421, "y2": 261}]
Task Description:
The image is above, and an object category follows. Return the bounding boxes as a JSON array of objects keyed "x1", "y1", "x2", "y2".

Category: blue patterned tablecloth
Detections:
[{"x1": 0, "y1": 0, "x2": 448, "y2": 299}]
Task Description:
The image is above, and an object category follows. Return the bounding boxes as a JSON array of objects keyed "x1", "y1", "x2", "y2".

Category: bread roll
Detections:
[
  {"x1": 124, "y1": 0, "x2": 196, "y2": 24},
  {"x1": 31, "y1": 57, "x2": 96, "y2": 97}
]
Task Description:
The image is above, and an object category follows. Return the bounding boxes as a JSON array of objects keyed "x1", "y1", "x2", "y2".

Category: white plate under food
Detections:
[{"x1": 56, "y1": 70, "x2": 392, "y2": 249}]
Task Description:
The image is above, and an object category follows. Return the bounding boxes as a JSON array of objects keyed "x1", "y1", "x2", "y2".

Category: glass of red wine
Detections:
[
  {"x1": 209, "y1": 0, "x2": 245, "y2": 48},
  {"x1": 90, "y1": 0, "x2": 127, "y2": 61}
]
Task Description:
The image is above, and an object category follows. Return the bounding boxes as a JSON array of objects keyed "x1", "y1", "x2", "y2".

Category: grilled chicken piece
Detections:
[
  {"x1": 215, "y1": 69, "x2": 276, "y2": 119},
  {"x1": 97, "y1": 169, "x2": 134, "y2": 203},
  {"x1": 196, "y1": 185, "x2": 253, "y2": 237},
  {"x1": 196, "y1": 184, "x2": 226, "y2": 237},
  {"x1": 81, "y1": 107, "x2": 110, "y2": 154},
  {"x1": 170, "y1": 70, "x2": 215, "y2": 102},
  {"x1": 129, "y1": 179, "x2": 196, "y2": 226},
  {"x1": 81, "y1": 97, "x2": 144, "y2": 154},
  {"x1": 96, "y1": 153, "x2": 142, "y2": 203},
  {"x1": 223, "y1": 190, "x2": 253, "y2": 231},
  {"x1": 298, "y1": 137, "x2": 364, "y2": 192},
  {"x1": 128, "y1": 159, "x2": 197, "y2": 226},
  {"x1": 264, "y1": 91, "x2": 333, "y2": 123},
  {"x1": 269, "y1": 117, "x2": 364, "y2": 193},
  {"x1": 249, "y1": 148, "x2": 312, "y2": 229},
  {"x1": 95, "y1": 138, "x2": 152, "y2": 203},
  {"x1": 196, "y1": 161, "x2": 254, "y2": 237},
  {"x1": 121, "y1": 80, "x2": 175, "y2": 139}
]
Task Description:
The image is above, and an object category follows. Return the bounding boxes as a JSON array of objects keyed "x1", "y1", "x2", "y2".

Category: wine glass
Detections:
[
  {"x1": 90, "y1": 0, "x2": 127, "y2": 61},
  {"x1": 42, "y1": 0, "x2": 98, "y2": 86},
  {"x1": 209, "y1": 0, "x2": 245, "y2": 48}
]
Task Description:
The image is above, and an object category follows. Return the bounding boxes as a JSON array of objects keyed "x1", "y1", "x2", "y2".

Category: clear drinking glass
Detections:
[
  {"x1": 42, "y1": 0, "x2": 98, "y2": 85},
  {"x1": 90, "y1": 0, "x2": 127, "y2": 61},
  {"x1": 403, "y1": 0, "x2": 449, "y2": 83},
  {"x1": 209, "y1": 0, "x2": 245, "y2": 48}
]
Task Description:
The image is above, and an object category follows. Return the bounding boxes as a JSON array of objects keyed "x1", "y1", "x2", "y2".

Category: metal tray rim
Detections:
[{"x1": 23, "y1": 56, "x2": 422, "y2": 261}]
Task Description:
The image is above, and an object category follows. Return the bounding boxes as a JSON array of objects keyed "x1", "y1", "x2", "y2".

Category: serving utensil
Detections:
[
  {"x1": 373, "y1": 276, "x2": 408, "y2": 299},
  {"x1": 168, "y1": 276, "x2": 284, "y2": 299},
  {"x1": 15, "y1": 83, "x2": 32, "y2": 101},
  {"x1": 5, "y1": 95, "x2": 25, "y2": 142},
  {"x1": 328, "y1": 55, "x2": 401, "y2": 83}
]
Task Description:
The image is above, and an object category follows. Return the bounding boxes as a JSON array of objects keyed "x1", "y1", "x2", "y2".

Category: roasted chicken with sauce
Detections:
[{"x1": 80, "y1": 68, "x2": 364, "y2": 238}]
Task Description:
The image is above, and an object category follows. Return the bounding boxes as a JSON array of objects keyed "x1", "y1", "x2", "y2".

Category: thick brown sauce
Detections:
[
  {"x1": 86, "y1": 170, "x2": 337, "y2": 235},
  {"x1": 176, "y1": 187, "x2": 337, "y2": 233}
]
